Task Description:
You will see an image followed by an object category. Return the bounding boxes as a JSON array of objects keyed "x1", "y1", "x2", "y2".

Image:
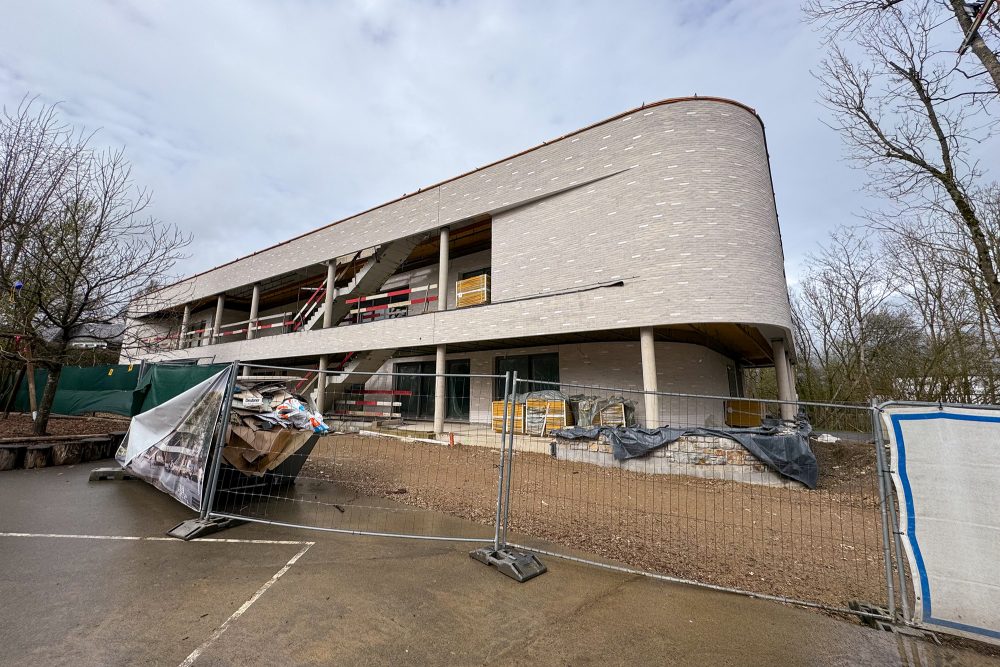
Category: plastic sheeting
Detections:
[
  {"x1": 553, "y1": 415, "x2": 818, "y2": 488},
  {"x1": 116, "y1": 369, "x2": 229, "y2": 510},
  {"x1": 567, "y1": 395, "x2": 637, "y2": 427}
]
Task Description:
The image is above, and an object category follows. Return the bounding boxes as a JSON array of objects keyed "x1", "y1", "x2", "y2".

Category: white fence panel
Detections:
[{"x1": 882, "y1": 404, "x2": 1000, "y2": 645}]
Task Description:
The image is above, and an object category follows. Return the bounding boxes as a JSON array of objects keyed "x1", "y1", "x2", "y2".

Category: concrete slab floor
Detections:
[{"x1": 0, "y1": 463, "x2": 996, "y2": 667}]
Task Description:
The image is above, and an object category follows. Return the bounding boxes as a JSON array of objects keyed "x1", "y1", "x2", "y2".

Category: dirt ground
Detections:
[
  {"x1": 298, "y1": 434, "x2": 889, "y2": 611},
  {"x1": 0, "y1": 413, "x2": 129, "y2": 438},
  {"x1": 811, "y1": 437, "x2": 879, "y2": 494}
]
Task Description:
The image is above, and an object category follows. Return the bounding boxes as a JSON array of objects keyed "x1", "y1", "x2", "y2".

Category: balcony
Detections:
[{"x1": 152, "y1": 217, "x2": 492, "y2": 352}]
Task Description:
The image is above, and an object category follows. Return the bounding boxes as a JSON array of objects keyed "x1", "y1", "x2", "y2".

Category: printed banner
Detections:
[
  {"x1": 882, "y1": 405, "x2": 1000, "y2": 645},
  {"x1": 116, "y1": 369, "x2": 229, "y2": 511}
]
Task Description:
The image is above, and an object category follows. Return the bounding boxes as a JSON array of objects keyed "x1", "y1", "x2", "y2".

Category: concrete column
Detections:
[
  {"x1": 322, "y1": 261, "x2": 337, "y2": 328},
  {"x1": 432, "y1": 228, "x2": 450, "y2": 436},
  {"x1": 639, "y1": 327, "x2": 659, "y2": 428},
  {"x1": 437, "y1": 227, "x2": 449, "y2": 311},
  {"x1": 786, "y1": 358, "x2": 799, "y2": 403},
  {"x1": 210, "y1": 294, "x2": 225, "y2": 344},
  {"x1": 178, "y1": 304, "x2": 191, "y2": 350},
  {"x1": 771, "y1": 339, "x2": 795, "y2": 421},
  {"x1": 247, "y1": 284, "x2": 260, "y2": 340},
  {"x1": 433, "y1": 344, "x2": 447, "y2": 435},
  {"x1": 317, "y1": 355, "x2": 329, "y2": 414}
]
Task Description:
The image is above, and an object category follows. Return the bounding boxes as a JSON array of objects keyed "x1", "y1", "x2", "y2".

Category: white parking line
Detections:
[
  {"x1": 0, "y1": 531, "x2": 317, "y2": 666},
  {"x1": 178, "y1": 542, "x2": 313, "y2": 667},
  {"x1": 0, "y1": 532, "x2": 314, "y2": 546}
]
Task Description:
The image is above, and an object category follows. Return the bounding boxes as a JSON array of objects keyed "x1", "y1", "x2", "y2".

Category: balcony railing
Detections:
[
  {"x1": 175, "y1": 281, "x2": 447, "y2": 348},
  {"x1": 343, "y1": 284, "x2": 438, "y2": 325},
  {"x1": 179, "y1": 312, "x2": 294, "y2": 347}
]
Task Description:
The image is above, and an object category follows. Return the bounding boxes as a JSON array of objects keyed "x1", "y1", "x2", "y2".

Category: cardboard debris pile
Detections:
[{"x1": 222, "y1": 378, "x2": 328, "y2": 477}]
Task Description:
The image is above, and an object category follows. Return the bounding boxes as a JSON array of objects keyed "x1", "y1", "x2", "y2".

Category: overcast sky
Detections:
[{"x1": 0, "y1": 0, "x2": 921, "y2": 284}]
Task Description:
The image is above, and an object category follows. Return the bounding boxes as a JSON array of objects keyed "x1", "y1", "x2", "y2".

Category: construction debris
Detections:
[{"x1": 231, "y1": 380, "x2": 329, "y2": 434}]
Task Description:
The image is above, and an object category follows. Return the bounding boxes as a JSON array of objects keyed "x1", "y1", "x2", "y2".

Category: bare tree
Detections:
[
  {"x1": 0, "y1": 97, "x2": 189, "y2": 434},
  {"x1": 794, "y1": 219, "x2": 999, "y2": 403},
  {"x1": 0, "y1": 98, "x2": 91, "y2": 408},
  {"x1": 806, "y1": 0, "x2": 1000, "y2": 94},
  {"x1": 793, "y1": 227, "x2": 901, "y2": 401},
  {"x1": 806, "y1": 0, "x2": 1000, "y2": 326}
]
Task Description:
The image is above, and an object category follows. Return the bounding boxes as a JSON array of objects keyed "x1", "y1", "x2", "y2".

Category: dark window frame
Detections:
[
  {"x1": 493, "y1": 352, "x2": 559, "y2": 399},
  {"x1": 461, "y1": 267, "x2": 491, "y2": 281}
]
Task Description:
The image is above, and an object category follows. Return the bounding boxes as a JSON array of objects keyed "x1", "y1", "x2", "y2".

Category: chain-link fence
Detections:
[
  {"x1": 497, "y1": 378, "x2": 894, "y2": 617},
  {"x1": 204, "y1": 363, "x2": 509, "y2": 543},
  {"x1": 193, "y1": 364, "x2": 900, "y2": 619}
]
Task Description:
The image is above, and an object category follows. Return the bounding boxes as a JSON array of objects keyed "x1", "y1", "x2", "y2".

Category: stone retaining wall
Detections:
[
  {"x1": 552, "y1": 432, "x2": 802, "y2": 488},
  {"x1": 0, "y1": 432, "x2": 126, "y2": 471}
]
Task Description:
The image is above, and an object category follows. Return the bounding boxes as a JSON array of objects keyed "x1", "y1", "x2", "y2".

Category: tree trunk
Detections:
[
  {"x1": 24, "y1": 445, "x2": 51, "y2": 468},
  {"x1": 942, "y1": 181, "x2": 1000, "y2": 325},
  {"x1": 32, "y1": 363, "x2": 62, "y2": 436},
  {"x1": 948, "y1": 0, "x2": 1000, "y2": 94},
  {"x1": 26, "y1": 360, "x2": 38, "y2": 418}
]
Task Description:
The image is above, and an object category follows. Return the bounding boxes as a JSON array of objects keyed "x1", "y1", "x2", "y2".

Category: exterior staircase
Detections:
[
  {"x1": 292, "y1": 234, "x2": 424, "y2": 333},
  {"x1": 329, "y1": 235, "x2": 425, "y2": 326},
  {"x1": 312, "y1": 348, "x2": 396, "y2": 411}
]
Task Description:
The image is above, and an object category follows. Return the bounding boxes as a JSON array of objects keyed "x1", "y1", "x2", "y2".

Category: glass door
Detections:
[{"x1": 394, "y1": 359, "x2": 470, "y2": 421}]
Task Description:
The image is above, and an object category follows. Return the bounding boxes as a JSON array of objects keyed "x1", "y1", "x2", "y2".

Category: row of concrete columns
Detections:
[
  {"x1": 171, "y1": 229, "x2": 798, "y2": 432},
  {"x1": 177, "y1": 262, "x2": 332, "y2": 350},
  {"x1": 625, "y1": 329, "x2": 800, "y2": 428}
]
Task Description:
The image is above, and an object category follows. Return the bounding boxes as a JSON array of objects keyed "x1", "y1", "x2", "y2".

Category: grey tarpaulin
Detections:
[{"x1": 552, "y1": 415, "x2": 818, "y2": 488}]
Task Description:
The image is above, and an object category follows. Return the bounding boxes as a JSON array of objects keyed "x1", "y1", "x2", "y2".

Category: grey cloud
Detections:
[{"x1": 1, "y1": 0, "x2": 993, "y2": 284}]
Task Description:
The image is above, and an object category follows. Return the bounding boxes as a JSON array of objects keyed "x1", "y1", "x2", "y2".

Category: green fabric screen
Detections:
[
  {"x1": 11, "y1": 364, "x2": 144, "y2": 416},
  {"x1": 134, "y1": 364, "x2": 231, "y2": 413},
  {"x1": 8, "y1": 362, "x2": 231, "y2": 417}
]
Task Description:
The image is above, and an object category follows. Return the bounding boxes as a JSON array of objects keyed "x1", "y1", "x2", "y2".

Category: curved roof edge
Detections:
[{"x1": 161, "y1": 96, "x2": 764, "y2": 294}]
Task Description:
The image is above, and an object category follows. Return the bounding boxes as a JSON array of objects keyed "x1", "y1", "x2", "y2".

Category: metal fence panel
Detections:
[
  {"x1": 204, "y1": 363, "x2": 510, "y2": 543},
  {"x1": 500, "y1": 378, "x2": 892, "y2": 616}
]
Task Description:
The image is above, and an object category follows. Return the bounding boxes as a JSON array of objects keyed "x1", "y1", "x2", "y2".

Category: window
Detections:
[
  {"x1": 494, "y1": 353, "x2": 559, "y2": 398},
  {"x1": 394, "y1": 359, "x2": 471, "y2": 421}
]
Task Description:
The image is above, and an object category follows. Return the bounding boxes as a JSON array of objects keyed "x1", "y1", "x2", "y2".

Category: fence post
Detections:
[
  {"x1": 199, "y1": 361, "x2": 240, "y2": 520},
  {"x1": 500, "y1": 371, "x2": 519, "y2": 548},
  {"x1": 492, "y1": 371, "x2": 513, "y2": 551},
  {"x1": 870, "y1": 400, "x2": 897, "y2": 620},
  {"x1": 872, "y1": 400, "x2": 910, "y2": 622}
]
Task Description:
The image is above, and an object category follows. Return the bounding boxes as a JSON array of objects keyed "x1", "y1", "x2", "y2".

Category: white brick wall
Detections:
[{"x1": 131, "y1": 98, "x2": 792, "y2": 367}]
